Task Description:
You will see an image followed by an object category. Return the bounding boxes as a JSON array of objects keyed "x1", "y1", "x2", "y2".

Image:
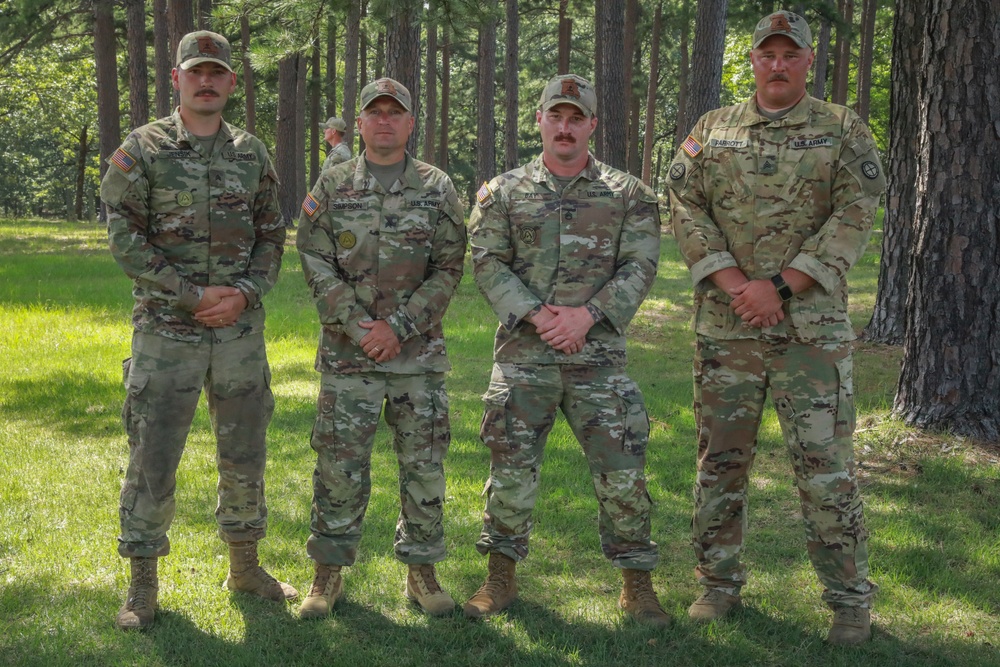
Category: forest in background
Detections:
[{"x1": 0, "y1": 0, "x2": 891, "y2": 221}]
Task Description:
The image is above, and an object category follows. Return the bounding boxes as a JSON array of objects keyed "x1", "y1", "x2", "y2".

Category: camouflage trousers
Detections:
[
  {"x1": 307, "y1": 371, "x2": 450, "y2": 567},
  {"x1": 691, "y1": 336, "x2": 876, "y2": 607},
  {"x1": 475, "y1": 363, "x2": 658, "y2": 570},
  {"x1": 118, "y1": 331, "x2": 275, "y2": 558}
]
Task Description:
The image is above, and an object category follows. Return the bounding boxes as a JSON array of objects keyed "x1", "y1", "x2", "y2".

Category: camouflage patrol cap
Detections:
[
  {"x1": 539, "y1": 74, "x2": 597, "y2": 117},
  {"x1": 319, "y1": 117, "x2": 347, "y2": 132},
  {"x1": 176, "y1": 30, "x2": 234, "y2": 72},
  {"x1": 360, "y1": 78, "x2": 412, "y2": 113},
  {"x1": 752, "y1": 10, "x2": 813, "y2": 49}
]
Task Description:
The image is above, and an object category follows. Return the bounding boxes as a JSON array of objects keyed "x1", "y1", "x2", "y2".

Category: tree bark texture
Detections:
[
  {"x1": 439, "y1": 27, "x2": 450, "y2": 170},
  {"x1": 624, "y1": 0, "x2": 642, "y2": 176},
  {"x1": 310, "y1": 45, "x2": 321, "y2": 187},
  {"x1": 831, "y1": 0, "x2": 853, "y2": 106},
  {"x1": 558, "y1": 0, "x2": 571, "y2": 75},
  {"x1": 326, "y1": 18, "x2": 337, "y2": 118},
  {"x1": 153, "y1": 0, "x2": 171, "y2": 118},
  {"x1": 385, "y1": 1, "x2": 421, "y2": 156},
  {"x1": 276, "y1": 54, "x2": 299, "y2": 225},
  {"x1": 642, "y1": 1, "x2": 662, "y2": 186},
  {"x1": 673, "y1": 0, "x2": 690, "y2": 149},
  {"x1": 683, "y1": 0, "x2": 727, "y2": 139},
  {"x1": 855, "y1": 0, "x2": 877, "y2": 121},
  {"x1": 240, "y1": 13, "x2": 256, "y2": 135},
  {"x1": 125, "y1": 0, "x2": 150, "y2": 131},
  {"x1": 423, "y1": 19, "x2": 437, "y2": 165},
  {"x1": 94, "y1": 0, "x2": 120, "y2": 222},
  {"x1": 504, "y1": 0, "x2": 519, "y2": 172},
  {"x1": 895, "y1": 0, "x2": 1000, "y2": 442},
  {"x1": 596, "y1": 0, "x2": 626, "y2": 170},
  {"x1": 812, "y1": 14, "x2": 831, "y2": 100},
  {"x1": 863, "y1": 0, "x2": 921, "y2": 345},
  {"x1": 476, "y1": 17, "x2": 497, "y2": 188},
  {"x1": 75, "y1": 126, "x2": 88, "y2": 220},
  {"x1": 168, "y1": 0, "x2": 195, "y2": 109},
  {"x1": 342, "y1": 0, "x2": 361, "y2": 149},
  {"x1": 295, "y1": 53, "x2": 307, "y2": 213}
]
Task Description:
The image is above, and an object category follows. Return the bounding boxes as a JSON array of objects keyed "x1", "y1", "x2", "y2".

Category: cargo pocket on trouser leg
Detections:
[
  {"x1": 120, "y1": 361, "x2": 151, "y2": 514},
  {"x1": 480, "y1": 382, "x2": 513, "y2": 455},
  {"x1": 430, "y1": 383, "x2": 451, "y2": 464},
  {"x1": 833, "y1": 355, "x2": 856, "y2": 439},
  {"x1": 615, "y1": 379, "x2": 650, "y2": 457}
]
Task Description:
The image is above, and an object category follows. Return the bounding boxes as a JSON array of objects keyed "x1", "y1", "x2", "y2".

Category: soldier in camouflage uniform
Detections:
[
  {"x1": 668, "y1": 11, "x2": 886, "y2": 645},
  {"x1": 320, "y1": 117, "x2": 352, "y2": 170},
  {"x1": 101, "y1": 31, "x2": 296, "y2": 631},
  {"x1": 296, "y1": 77, "x2": 467, "y2": 619},
  {"x1": 463, "y1": 74, "x2": 669, "y2": 627}
]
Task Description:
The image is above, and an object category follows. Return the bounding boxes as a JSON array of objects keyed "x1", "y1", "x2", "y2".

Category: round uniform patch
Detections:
[
  {"x1": 338, "y1": 231, "x2": 356, "y2": 249},
  {"x1": 861, "y1": 161, "x2": 880, "y2": 180},
  {"x1": 669, "y1": 163, "x2": 686, "y2": 181},
  {"x1": 176, "y1": 191, "x2": 193, "y2": 206},
  {"x1": 520, "y1": 227, "x2": 537, "y2": 244}
]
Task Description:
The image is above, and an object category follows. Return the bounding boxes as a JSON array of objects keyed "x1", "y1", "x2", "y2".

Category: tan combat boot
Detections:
[
  {"x1": 463, "y1": 553, "x2": 518, "y2": 619},
  {"x1": 688, "y1": 588, "x2": 741, "y2": 622},
  {"x1": 225, "y1": 541, "x2": 298, "y2": 601},
  {"x1": 115, "y1": 557, "x2": 158, "y2": 630},
  {"x1": 619, "y1": 569, "x2": 671, "y2": 627},
  {"x1": 299, "y1": 563, "x2": 343, "y2": 619},
  {"x1": 405, "y1": 564, "x2": 456, "y2": 616},
  {"x1": 827, "y1": 606, "x2": 872, "y2": 645}
]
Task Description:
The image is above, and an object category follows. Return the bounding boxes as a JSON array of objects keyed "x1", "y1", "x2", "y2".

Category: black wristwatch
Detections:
[{"x1": 770, "y1": 274, "x2": 794, "y2": 302}]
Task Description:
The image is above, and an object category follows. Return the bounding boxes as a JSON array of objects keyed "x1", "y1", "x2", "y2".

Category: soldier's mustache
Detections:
[
  {"x1": 196, "y1": 89, "x2": 219, "y2": 97},
  {"x1": 554, "y1": 134, "x2": 575, "y2": 143},
  {"x1": 768, "y1": 74, "x2": 789, "y2": 82}
]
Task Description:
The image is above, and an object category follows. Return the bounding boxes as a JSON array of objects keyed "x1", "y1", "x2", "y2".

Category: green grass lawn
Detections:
[{"x1": 0, "y1": 217, "x2": 997, "y2": 667}]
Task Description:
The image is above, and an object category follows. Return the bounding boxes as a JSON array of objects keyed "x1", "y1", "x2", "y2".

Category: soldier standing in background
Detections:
[
  {"x1": 102, "y1": 30, "x2": 295, "y2": 631},
  {"x1": 464, "y1": 74, "x2": 669, "y2": 627},
  {"x1": 296, "y1": 77, "x2": 467, "y2": 619},
  {"x1": 320, "y1": 116, "x2": 352, "y2": 170},
  {"x1": 668, "y1": 11, "x2": 885, "y2": 645}
]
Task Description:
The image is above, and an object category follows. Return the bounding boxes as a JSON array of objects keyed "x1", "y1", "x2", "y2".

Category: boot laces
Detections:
[
  {"x1": 478, "y1": 560, "x2": 510, "y2": 596},
  {"x1": 835, "y1": 606, "x2": 866, "y2": 626},
  {"x1": 414, "y1": 565, "x2": 443, "y2": 595},
  {"x1": 309, "y1": 565, "x2": 339, "y2": 596}
]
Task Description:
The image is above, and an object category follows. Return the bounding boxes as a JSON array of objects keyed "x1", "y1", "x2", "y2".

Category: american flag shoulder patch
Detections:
[
  {"x1": 682, "y1": 135, "x2": 703, "y2": 158},
  {"x1": 301, "y1": 192, "x2": 320, "y2": 217},
  {"x1": 476, "y1": 181, "x2": 494, "y2": 208},
  {"x1": 111, "y1": 147, "x2": 137, "y2": 173}
]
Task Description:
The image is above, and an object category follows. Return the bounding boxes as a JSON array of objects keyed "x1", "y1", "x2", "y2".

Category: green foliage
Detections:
[
  {"x1": 1, "y1": 217, "x2": 998, "y2": 667},
  {"x1": 0, "y1": 43, "x2": 99, "y2": 217}
]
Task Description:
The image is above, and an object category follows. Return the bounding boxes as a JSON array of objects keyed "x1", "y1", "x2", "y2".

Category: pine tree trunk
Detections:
[
  {"x1": 854, "y1": 0, "x2": 877, "y2": 121},
  {"x1": 125, "y1": 0, "x2": 149, "y2": 131},
  {"x1": 153, "y1": 0, "x2": 171, "y2": 118},
  {"x1": 439, "y1": 28, "x2": 450, "y2": 170},
  {"x1": 503, "y1": 0, "x2": 519, "y2": 172},
  {"x1": 326, "y1": 18, "x2": 337, "y2": 117},
  {"x1": 673, "y1": 0, "x2": 690, "y2": 147},
  {"x1": 684, "y1": 0, "x2": 727, "y2": 139},
  {"x1": 596, "y1": 0, "x2": 626, "y2": 169},
  {"x1": 295, "y1": 53, "x2": 308, "y2": 213},
  {"x1": 385, "y1": 1, "x2": 421, "y2": 156},
  {"x1": 240, "y1": 13, "x2": 256, "y2": 135},
  {"x1": 476, "y1": 17, "x2": 497, "y2": 188},
  {"x1": 558, "y1": 0, "x2": 571, "y2": 75},
  {"x1": 641, "y1": 1, "x2": 662, "y2": 186},
  {"x1": 276, "y1": 54, "x2": 299, "y2": 224},
  {"x1": 310, "y1": 46, "x2": 321, "y2": 186},
  {"x1": 894, "y1": 0, "x2": 1000, "y2": 441},
  {"x1": 624, "y1": 0, "x2": 641, "y2": 176},
  {"x1": 423, "y1": 18, "x2": 437, "y2": 164},
  {"x1": 831, "y1": 0, "x2": 853, "y2": 106},
  {"x1": 94, "y1": 0, "x2": 120, "y2": 223},
  {"x1": 812, "y1": 15, "x2": 831, "y2": 100},
  {"x1": 198, "y1": 0, "x2": 212, "y2": 30},
  {"x1": 342, "y1": 0, "x2": 361, "y2": 148},
  {"x1": 75, "y1": 126, "x2": 88, "y2": 220},
  {"x1": 863, "y1": 1, "x2": 921, "y2": 344},
  {"x1": 168, "y1": 0, "x2": 195, "y2": 110}
]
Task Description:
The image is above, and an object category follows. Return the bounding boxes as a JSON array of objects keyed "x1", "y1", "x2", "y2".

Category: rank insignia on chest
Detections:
[
  {"x1": 338, "y1": 231, "x2": 357, "y2": 248},
  {"x1": 301, "y1": 193, "x2": 321, "y2": 217},
  {"x1": 759, "y1": 156, "x2": 778, "y2": 175},
  {"x1": 111, "y1": 147, "x2": 137, "y2": 173},
  {"x1": 477, "y1": 181, "x2": 495, "y2": 208},
  {"x1": 519, "y1": 227, "x2": 537, "y2": 244},
  {"x1": 176, "y1": 191, "x2": 194, "y2": 206},
  {"x1": 681, "y1": 135, "x2": 703, "y2": 158}
]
